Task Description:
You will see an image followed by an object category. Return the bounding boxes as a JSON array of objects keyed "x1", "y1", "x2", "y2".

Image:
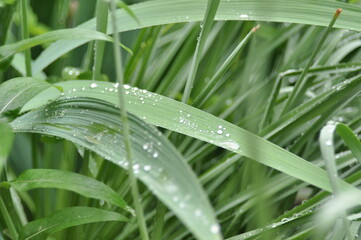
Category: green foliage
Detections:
[{"x1": 0, "y1": 0, "x2": 360, "y2": 240}]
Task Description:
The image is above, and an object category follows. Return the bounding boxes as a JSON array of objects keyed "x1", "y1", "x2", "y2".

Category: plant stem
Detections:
[
  {"x1": 20, "y1": 0, "x2": 32, "y2": 77},
  {"x1": 110, "y1": 1, "x2": 150, "y2": 240},
  {"x1": 282, "y1": 8, "x2": 342, "y2": 114},
  {"x1": 0, "y1": 196, "x2": 18, "y2": 240},
  {"x1": 182, "y1": 0, "x2": 220, "y2": 104},
  {"x1": 92, "y1": 0, "x2": 109, "y2": 80},
  {"x1": 192, "y1": 25, "x2": 259, "y2": 108},
  {"x1": 150, "y1": 202, "x2": 166, "y2": 240}
]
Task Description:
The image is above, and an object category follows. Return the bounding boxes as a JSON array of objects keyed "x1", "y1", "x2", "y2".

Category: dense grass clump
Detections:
[{"x1": 0, "y1": 0, "x2": 361, "y2": 239}]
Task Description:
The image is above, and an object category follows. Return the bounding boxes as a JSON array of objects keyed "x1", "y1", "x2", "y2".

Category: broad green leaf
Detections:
[
  {"x1": 336, "y1": 123, "x2": 361, "y2": 164},
  {"x1": 0, "y1": 77, "x2": 51, "y2": 116},
  {"x1": 0, "y1": 121, "x2": 13, "y2": 176},
  {"x1": 0, "y1": 29, "x2": 113, "y2": 62},
  {"x1": 17, "y1": 79, "x2": 361, "y2": 203},
  {"x1": 12, "y1": 98, "x2": 222, "y2": 240},
  {"x1": 33, "y1": 0, "x2": 361, "y2": 74},
  {"x1": 18, "y1": 207, "x2": 128, "y2": 240},
  {"x1": 1, "y1": 169, "x2": 133, "y2": 214}
]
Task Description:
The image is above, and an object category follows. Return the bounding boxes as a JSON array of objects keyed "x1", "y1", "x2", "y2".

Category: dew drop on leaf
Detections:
[{"x1": 90, "y1": 83, "x2": 98, "y2": 89}]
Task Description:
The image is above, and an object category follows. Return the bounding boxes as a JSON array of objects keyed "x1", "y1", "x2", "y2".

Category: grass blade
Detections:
[
  {"x1": 1, "y1": 169, "x2": 133, "y2": 214},
  {"x1": 14, "y1": 78, "x2": 361, "y2": 204},
  {"x1": 282, "y1": 8, "x2": 342, "y2": 113},
  {"x1": 182, "y1": 0, "x2": 220, "y2": 103},
  {"x1": 18, "y1": 207, "x2": 128, "y2": 240},
  {"x1": 319, "y1": 122, "x2": 352, "y2": 239},
  {"x1": 110, "y1": 0, "x2": 150, "y2": 239},
  {"x1": 0, "y1": 77, "x2": 51, "y2": 116},
  {"x1": 12, "y1": 97, "x2": 222, "y2": 240},
  {"x1": 193, "y1": 25, "x2": 259, "y2": 108},
  {"x1": 32, "y1": 0, "x2": 361, "y2": 74},
  {"x1": 0, "y1": 29, "x2": 114, "y2": 63},
  {"x1": 336, "y1": 123, "x2": 361, "y2": 164}
]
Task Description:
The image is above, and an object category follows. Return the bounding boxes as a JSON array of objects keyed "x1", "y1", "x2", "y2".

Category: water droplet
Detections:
[
  {"x1": 124, "y1": 84, "x2": 131, "y2": 89},
  {"x1": 153, "y1": 151, "x2": 159, "y2": 158},
  {"x1": 325, "y1": 140, "x2": 332, "y2": 146},
  {"x1": 114, "y1": 83, "x2": 119, "y2": 88},
  {"x1": 90, "y1": 83, "x2": 98, "y2": 88},
  {"x1": 144, "y1": 165, "x2": 151, "y2": 171},
  {"x1": 219, "y1": 140, "x2": 240, "y2": 150},
  {"x1": 195, "y1": 209, "x2": 202, "y2": 217},
  {"x1": 210, "y1": 224, "x2": 220, "y2": 234},
  {"x1": 239, "y1": 14, "x2": 249, "y2": 18},
  {"x1": 133, "y1": 164, "x2": 140, "y2": 170},
  {"x1": 143, "y1": 143, "x2": 149, "y2": 150},
  {"x1": 217, "y1": 129, "x2": 223, "y2": 135}
]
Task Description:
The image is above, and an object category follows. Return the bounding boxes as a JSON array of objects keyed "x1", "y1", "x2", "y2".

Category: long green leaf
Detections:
[
  {"x1": 18, "y1": 207, "x2": 128, "y2": 240},
  {"x1": 1, "y1": 169, "x2": 133, "y2": 214},
  {"x1": 12, "y1": 97, "x2": 222, "y2": 240},
  {"x1": 0, "y1": 29, "x2": 114, "y2": 62},
  {"x1": 33, "y1": 0, "x2": 361, "y2": 74},
  {"x1": 0, "y1": 77, "x2": 51, "y2": 116},
  {"x1": 0, "y1": 121, "x2": 13, "y2": 177},
  {"x1": 16, "y1": 79, "x2": 361, "y2": 202},
  {"x1": 336, "y1": 123, "x2": 361, "y2": 164}
]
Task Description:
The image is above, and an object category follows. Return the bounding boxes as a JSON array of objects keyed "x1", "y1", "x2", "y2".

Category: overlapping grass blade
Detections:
[
  {"x1": 182, "y1": 0, "x2": 220, "y2": 103},
  {"x1": 32, "y1": 0, "x2": 361, "y2": 74},
  {"x1": 319, "y1": 122, "x2": 352, "y2": 239},
  {"x1": 336, "y1": 123, "x2": 361, "y2": 164},
  {"x1": 0, "y1": 29, "x2": 115, "y2": 63},
  {"x1": 14, "y1": 78, "x2": 361, "y2": 202},
  {"x1": 0, "y1": 77, "x2": 51, "y2": 115},
  {"x1": 11, "y1": 97, "x2": 222, "y2": 240},
  {"x1": 0, "y1": 122, "x2": 13, "y2": 177},
  {"x1": 18, "y1": 207, "x2": 128, "y2": 240},
  {"x1": 0, "y1": 169, "x2": 133, "y2": 214}
]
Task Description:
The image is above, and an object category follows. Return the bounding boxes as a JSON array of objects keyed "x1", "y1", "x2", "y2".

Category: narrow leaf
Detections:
[
  {"x1": 3, "y1": 169, "x2": 133, "y2": 214},
  {"x1": 18, "y1": 207, "x2": 128, "y2": 240},
  {"x1": 0, "y1": 77, "x2": 51, "y2": 116},
  {"x1": 336, "y1": 123, "x2": 361, "y2": 164}
]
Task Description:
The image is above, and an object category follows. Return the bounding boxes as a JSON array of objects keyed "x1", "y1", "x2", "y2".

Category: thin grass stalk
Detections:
[
  {"x1": 20, "y1": 0, "x2": 32, "y2": 77},
  {"x1": 110, "y1": 1, "x2": 150, "y2": 240},
  {"x1": 92, "y1": 0, "x2": 109, "y2": 80},
  {"x1": 282, "y1": 8, "x2": 342, "y2": 114},
  {"x1": 182, "y1": 0, "x2": 220, "y2": 104},
  {"x1": 0, "y1": 195, "x2": 18, "y2": 240},
  {"x1": 150, "y1": 202, "x2": 166, "y2": 240},
  {"x1": 193, "y1": 25, "x2": 259, "y2": 108}
]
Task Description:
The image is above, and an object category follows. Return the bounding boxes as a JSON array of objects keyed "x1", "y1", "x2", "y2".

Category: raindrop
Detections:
[
  {"x1": 325, "y1": 140, "x2": 332, "y2": 146},
  {"x1": 90, "y1": 83, "x2": 98, "y2": 89},
  {"x1": 153, "y1": 151, "x2": 159, "y2": 158},
  {"x1": 124, "y1": 84, "x2": 131, "y2": 89},
  {"x1": 219, "y1": 140, "x2": 240, "y2": 150},
  {"x1": 239, "y1": 14, "x2": 249, "y2": 18},
  {"x1": 114, "y1": 83, "x2": 119, "y2": 88},
  {"x1": 210, "y1": 224, "x2": 220, "y2": 234},
  {"x1": 143, "y1": 165, "x2": 151, "y2": 171},
  {"x1": 195, "y1": 209, "x2": 202, "y2": 217},
  {"x1": 142, "y1": 143, "x2": 149, "y2": 150},
  {"x1": 217, "y1": 129, "x2": 223, "y2": 135}
]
